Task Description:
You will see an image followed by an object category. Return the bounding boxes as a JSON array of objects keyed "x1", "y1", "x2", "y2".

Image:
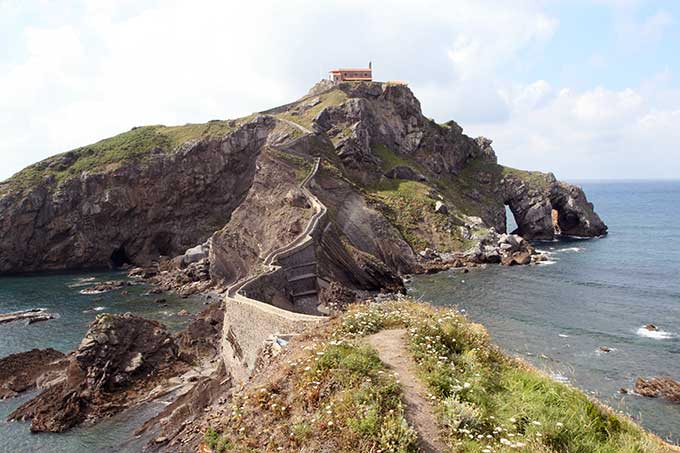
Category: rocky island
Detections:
[{"x1": 3, "y1": 81, "x2": 668, "y2": 453}]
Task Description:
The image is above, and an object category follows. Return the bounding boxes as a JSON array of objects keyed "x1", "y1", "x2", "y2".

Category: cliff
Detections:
[{"x1": 0, "y1": 81, "x2": 606, "y2": 289}]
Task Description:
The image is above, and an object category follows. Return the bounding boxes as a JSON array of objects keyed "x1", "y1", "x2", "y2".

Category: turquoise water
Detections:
[
  {"x1": 0, "y1": 271, "x2": 208, "y2": 452},
  {"x1": 410, "y1": 181, "x2": 680, "y2": 444}
]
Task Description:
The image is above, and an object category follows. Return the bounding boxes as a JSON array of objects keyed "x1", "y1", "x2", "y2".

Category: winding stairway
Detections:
[{"x1": 221, "y1": 119, "x2": 329, "y2": 381}]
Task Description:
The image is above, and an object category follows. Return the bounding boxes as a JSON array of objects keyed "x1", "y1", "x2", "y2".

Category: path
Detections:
[{"x1": 367, "y1": 329, "x2": 447, "y2": 453}]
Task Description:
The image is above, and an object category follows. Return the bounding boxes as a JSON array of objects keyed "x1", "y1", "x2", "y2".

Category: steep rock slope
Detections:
[{"x1": 0, "y1": 117, "x2": 274, "y2": 273}]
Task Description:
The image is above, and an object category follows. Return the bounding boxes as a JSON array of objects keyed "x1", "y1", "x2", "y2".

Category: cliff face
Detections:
[
  {"x1": 0, "y1": 81, "x2": 606, "y2": 284},
  {"x1": 0, "y1": 117, "x2": 275, "y2": 273}
]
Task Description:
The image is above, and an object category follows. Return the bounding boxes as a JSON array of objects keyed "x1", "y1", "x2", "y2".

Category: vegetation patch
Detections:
[
  {"x1": 202, "y1": 299, "x2": 671, "y2": 452},
  {"x1": 372, "y1": 144, "x2": 425, "y2": 173},
  {"x1": 202, "y1": 322, "x2": 417, "y2": 452},
  {"x1": 340, "y1": 300, "x2": 672, "y2": 453},
  {"x1": 366, "y1": 179, "x2": 469, "y2": 253},
  {"x1": 1, "y1": 118, "x2": 250, "y2": 193},
  {"x1": 268, "y1": 149, "x2": 314, "y2": 183},
  {"x1": 275, "y1": 89, "x2": 348, "y2": 129}
]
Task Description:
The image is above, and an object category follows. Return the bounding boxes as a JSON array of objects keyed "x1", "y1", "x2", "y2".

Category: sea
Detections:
[
  {"x1": 409, "y1": 180, "x2": 680, "y2": 444},
  {"x1": 1, "y1": 180, "x2": 679, "y2": 450},
  {"x1": 0, "y1": 271, "x2": 208, "y2": 452}
]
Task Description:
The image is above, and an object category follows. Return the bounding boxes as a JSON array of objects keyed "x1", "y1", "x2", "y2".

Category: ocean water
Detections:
[
  {"x1": 410, "y1": 180, "x2": 680, "y2": 444},
  {"x1": 0, "y1": 271, "x2": 208, "y2": 452}
]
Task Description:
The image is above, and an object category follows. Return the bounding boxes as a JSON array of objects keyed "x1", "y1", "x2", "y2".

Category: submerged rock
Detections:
[
  {"x1": 79, "y1": 280, "x2": 130, "y2": 295},
  {"x1": 0, "y1": 308, "x2": 55, "y2": 325}
]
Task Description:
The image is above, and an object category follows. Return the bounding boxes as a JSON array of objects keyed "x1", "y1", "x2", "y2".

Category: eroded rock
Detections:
[{"x1": 9, "y1": 314, "x2": 186, "y2": 432}]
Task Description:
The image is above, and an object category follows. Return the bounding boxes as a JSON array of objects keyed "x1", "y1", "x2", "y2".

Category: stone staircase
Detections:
[{"x1": 221, "y1": 124, "x2": 329, "y2": 381}]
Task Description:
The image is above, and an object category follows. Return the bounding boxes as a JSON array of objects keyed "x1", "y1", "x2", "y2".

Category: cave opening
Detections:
[
  {"x1": 151, "y1": 232, "x2": 175, "y2": 257},
  {"x1": 110, "y1": 246, "x2": 131, "y2": 268}
]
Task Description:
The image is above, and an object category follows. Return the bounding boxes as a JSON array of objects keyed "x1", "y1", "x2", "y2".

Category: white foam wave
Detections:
[
  {"x1": 68, "y1": 277, "x2": 98, "y2": 288},
  {"x1": 93, "y1": 306, "x2": 107, "y2": 311},
  {"x1": 536, "y1": 260, "x2": 557, "y2": 266},
  {"x1": 636, "y1": 327, "x2": 674, "y2": 340},
  {"x1": 556, "y1": 247, "x2": 583, "y2": 253},
  {"x1": 558, "y1": 334, "x2": 569, "y2": 338},
  {"x1": 549, "y1": 372, "x2": 570, "y2": 383},
  {"x1": 80, "y1": 289, "x2": 108, "y2": 295}
]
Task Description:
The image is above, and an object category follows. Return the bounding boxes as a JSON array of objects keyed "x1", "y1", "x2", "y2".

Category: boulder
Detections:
[
  {"x1": 434, "y1": 201, "x2": 448, "y2": 215},
  {"x1": 183, "y1": 243, "x2": 209, "y2": 266},
  {"x1": 384, "y1": 166, "x2": 425, "y2": 182},
  {"x1": 501, "y1": 249, "x2": 532, "y2": 266}
]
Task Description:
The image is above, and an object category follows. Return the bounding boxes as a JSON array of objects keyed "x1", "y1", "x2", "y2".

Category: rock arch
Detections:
[{"x1": 502, "y1": 175, "x2": 607, "y2": 240}]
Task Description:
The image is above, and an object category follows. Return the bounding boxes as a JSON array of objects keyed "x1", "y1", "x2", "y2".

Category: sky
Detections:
[{"x1": 1, "y1": 0, "x2": 679, "y2": 181}]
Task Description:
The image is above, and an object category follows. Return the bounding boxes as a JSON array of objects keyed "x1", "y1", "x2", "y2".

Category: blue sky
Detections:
[{"x1": 1, "y1": 0, "x2": 679, "y2": 180}]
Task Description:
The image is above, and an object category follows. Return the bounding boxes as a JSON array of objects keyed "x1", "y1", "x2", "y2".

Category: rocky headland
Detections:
[{"x1": 0, "y1": 81, "x2": 618, "y2": 451}]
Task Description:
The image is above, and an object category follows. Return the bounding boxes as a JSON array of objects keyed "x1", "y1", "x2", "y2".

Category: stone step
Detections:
[
  {"x1": 291, "y1": 289, "x2": 318, "y2": 298},
  {"x1": 285, "y1": 261, "x2": 317, "y2": 271},
  {"x1": 287, "y1": 272, "x2": 317, "y2": 283}
]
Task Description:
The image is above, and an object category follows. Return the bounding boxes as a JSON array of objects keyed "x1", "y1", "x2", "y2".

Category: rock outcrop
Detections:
[
  {"x1": 9, "y1": 314, "x2": 187, "y2": 432},
  {"x1": 634, "y1": 377, "x2": 680, "y2": 403},
  {"x1": 501, "y1": 172, "x2": 607, "y2": 240},
  {"x1": 0, "y1": 116, "x2": 276, "y2": 273},
  {"x1": 0, "y1": 80, "x2": 611, "y2": 450}
]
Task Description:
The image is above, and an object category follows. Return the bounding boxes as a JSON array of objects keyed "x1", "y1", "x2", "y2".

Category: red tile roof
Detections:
[{"x1": 329, "y1": 68, "x2": 372, "y2": 72}]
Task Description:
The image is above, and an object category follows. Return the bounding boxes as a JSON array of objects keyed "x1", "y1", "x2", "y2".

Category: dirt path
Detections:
[{"x1": 367, "y1": 329, "x2": 447, "y2": 453}]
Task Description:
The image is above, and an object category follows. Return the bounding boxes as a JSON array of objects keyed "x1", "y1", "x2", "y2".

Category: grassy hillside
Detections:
[
  {"x1": 0, "y1": 119, "x2": 247, "y2": 194},
  {"x1": 202, "y1": 299, "x2": 673, "y2": 452}
]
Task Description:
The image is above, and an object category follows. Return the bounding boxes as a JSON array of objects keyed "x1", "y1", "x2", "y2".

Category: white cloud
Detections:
[
  {"x1": 1, "y1": 0, "x2": 562, "y2": 180},
  {"x1": 464, "y1": 82, "x2": 680, "y2": 179},
  {"x1": 0, "y1": 0, "x2": 678, "y2": 182}
]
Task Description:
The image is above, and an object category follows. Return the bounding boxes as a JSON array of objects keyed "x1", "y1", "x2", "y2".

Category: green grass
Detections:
[
  {"x1": 2, "y1": 119, "x2": 248, "y2": 193},
  {"x1": 204, "y1": 332, "x2": 418, "y2": 452},
  {"x1": 365, "y1": 178, "x2": 469, "y2": 253},
  {"x1": 201, "y1": 300, "x2": 672, "y2": 452},
  {"x1": 459, "y1": 158, "x2": 553, "y2": 192},
  {"x1": 275, "y1": 89, "x2": 348, "y2": 129},
  {"x1": 340, "y1": 300, "x2": 672, "y2": 453},
  {"x1": 372, "y1": 144, "x2": 418, "y2": 172}
]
